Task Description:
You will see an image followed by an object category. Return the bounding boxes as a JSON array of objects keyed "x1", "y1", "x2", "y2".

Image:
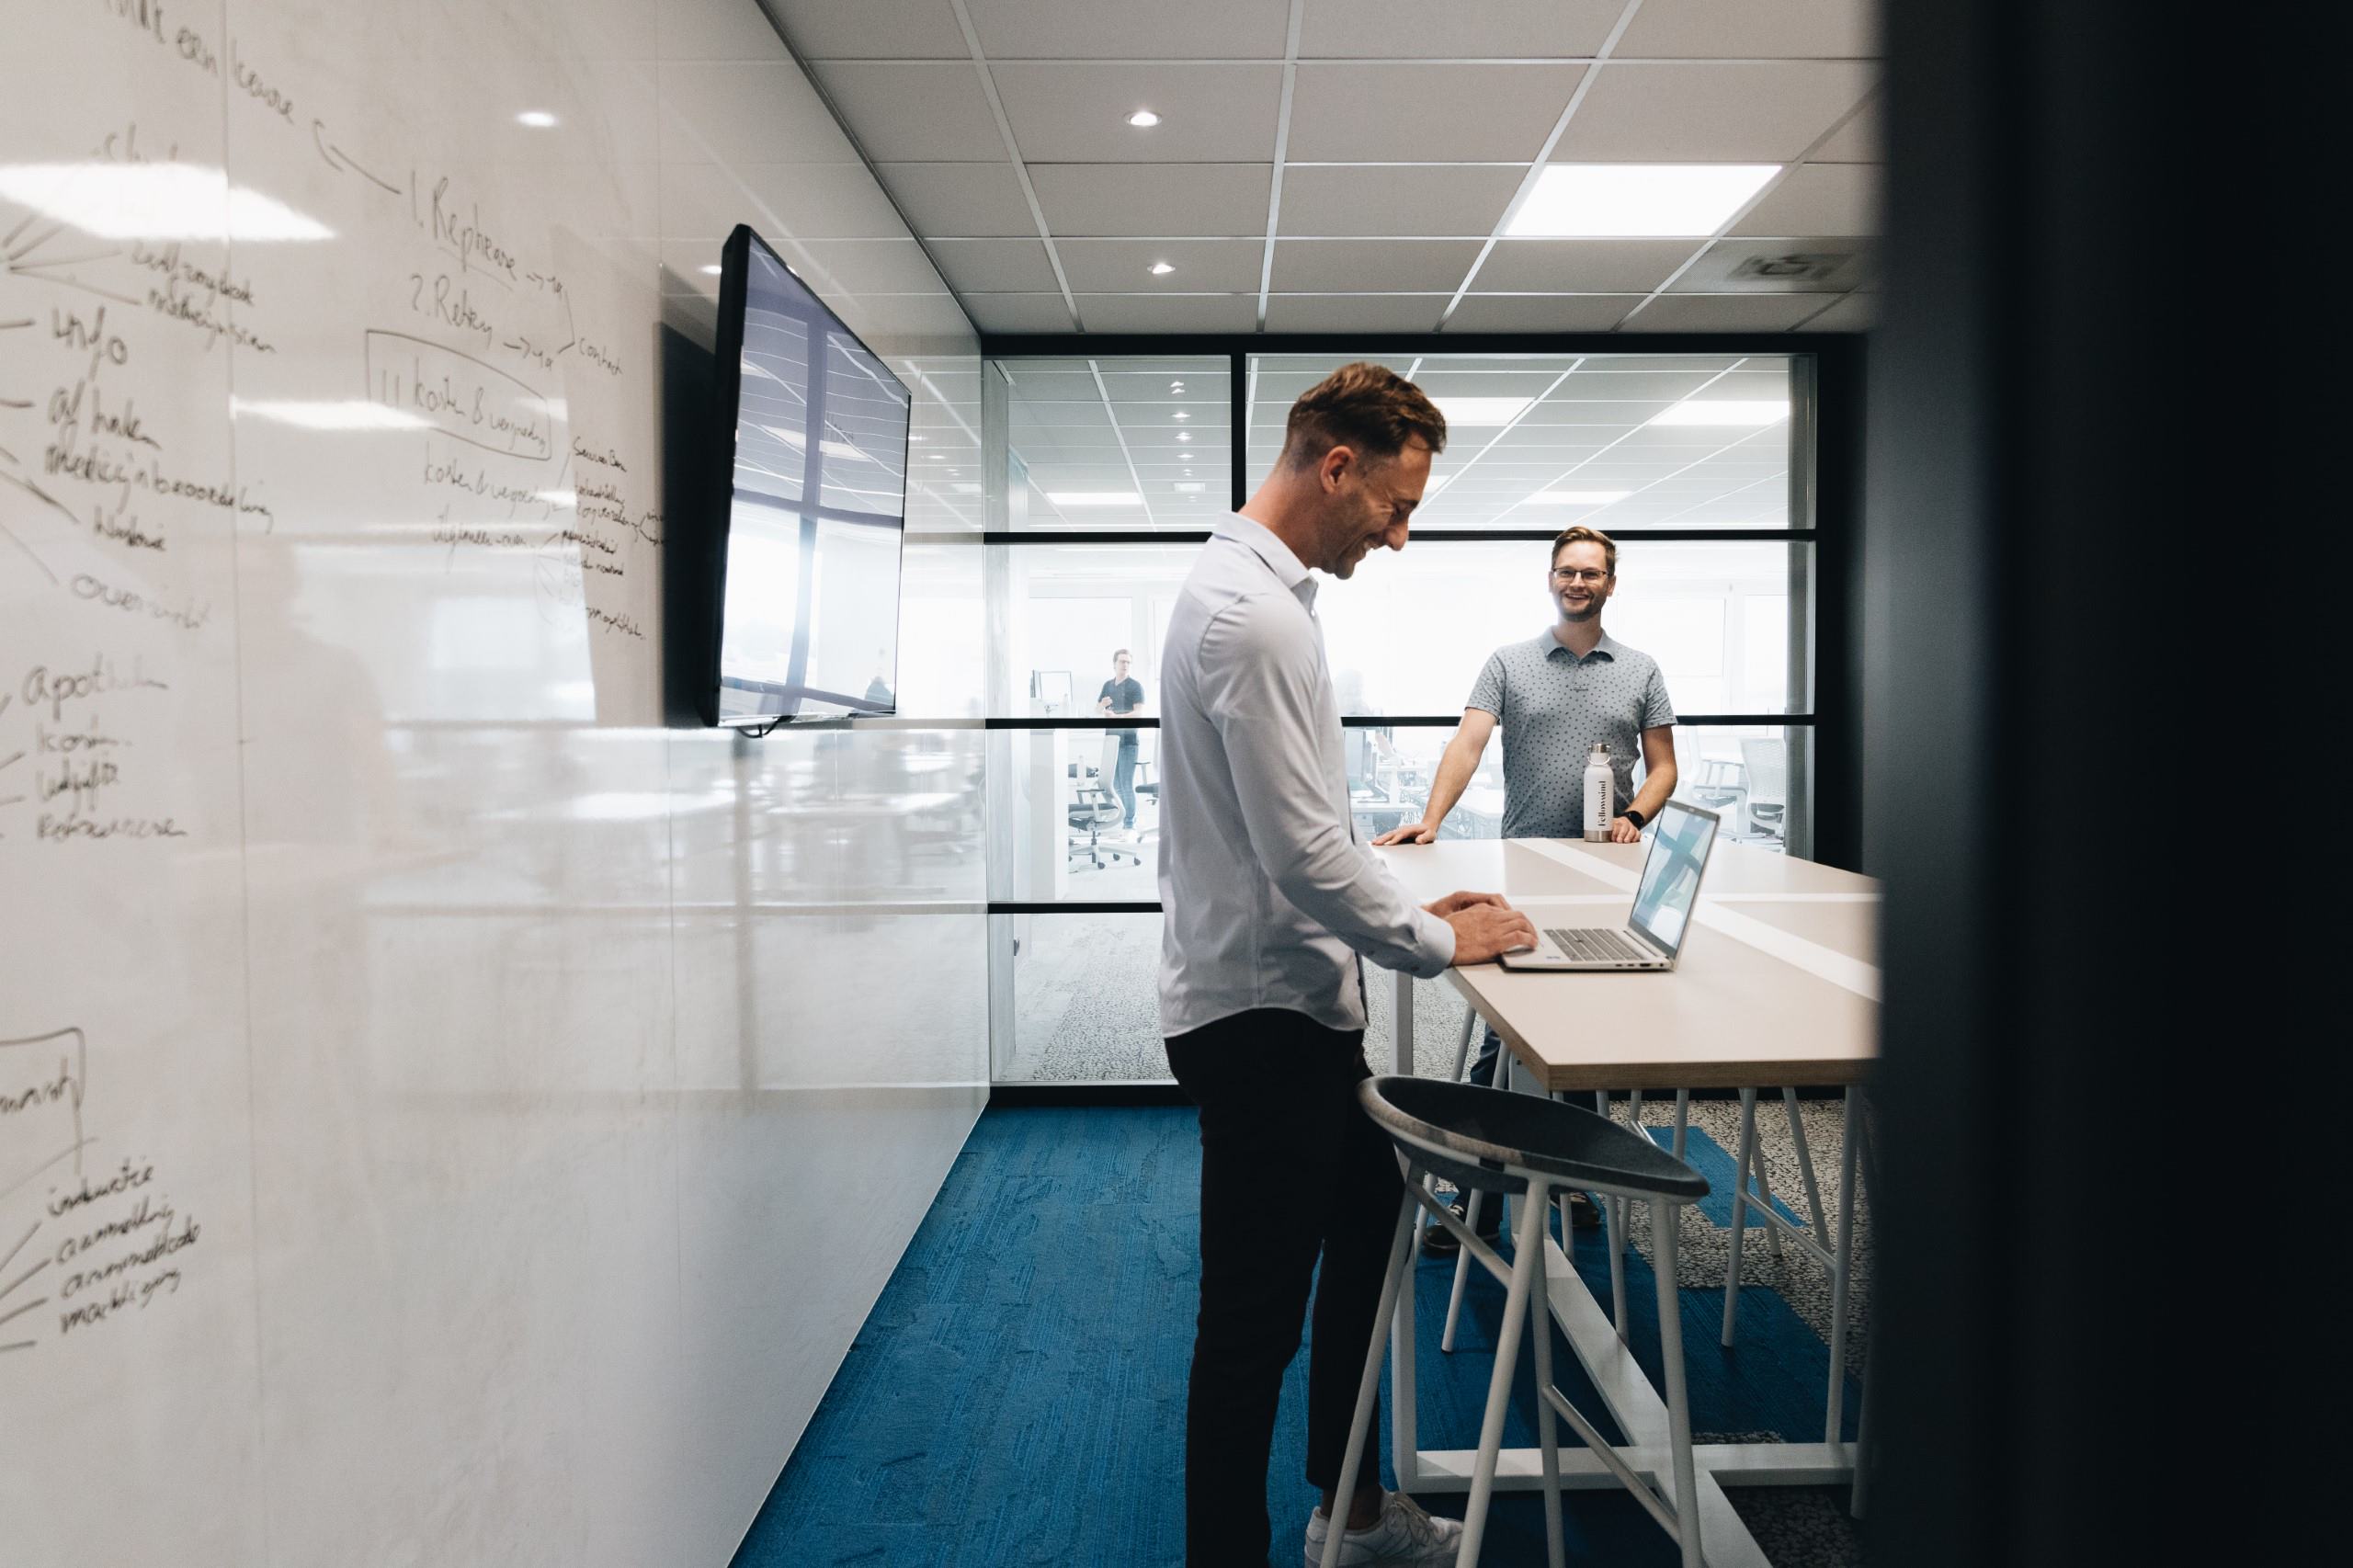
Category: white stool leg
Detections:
[
  {"x1": 1722, "y1": 1086, "x2": 1758, "y2": 1346},
  {"x1": 1524, "y1": 1188, "x2": 1566, "y2": 1568},
  {"x1": 1672, "y1": 1089, "x2": 1689, "y2": 1160},
  {"x1": 1783, "y1": 1086, "x2": 1831, "y2": 1238},
  {"x1": 1747, "y1": 1116, "x2": 1785, "y2": 1260},
  {"x1": 1440, "y1": 1186, "x2": 1480, "y2": 1353},
  {"x1": 1652, "y1": 1197, "x2": 1704, "y2": 1568},
  {"x1": 1457, "y1": 1179, "x2": 1549, "y2": 1568},
  {"x1": 1322, "y1": 1184, "x2": 1424, "y2": 1568},
  {"x1": 1824, "y1": 1083, "x2": 1861, "y2": 1446},
  {"x1": 1451, "y1": 1008, "x2": 1478, "y2": 1083},
  {"x1": 1597, "y1": 1089, "x2": 1629, "y2": 1336}
]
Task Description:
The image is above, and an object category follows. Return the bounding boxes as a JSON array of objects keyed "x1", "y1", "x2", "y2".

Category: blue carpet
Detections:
[{"x1": 735, "y1": 1107, "x2": 1859, "y2": 1568}]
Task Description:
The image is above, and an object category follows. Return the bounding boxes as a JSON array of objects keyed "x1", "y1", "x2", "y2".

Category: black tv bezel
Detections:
[{"x1": 705, "y1": 223, "x2": 913, "y2": 730}]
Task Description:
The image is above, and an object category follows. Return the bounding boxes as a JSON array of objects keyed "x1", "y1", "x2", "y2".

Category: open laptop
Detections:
[{"x1": 1499, "y1": 800, "x2": 1722, "y2": 971}]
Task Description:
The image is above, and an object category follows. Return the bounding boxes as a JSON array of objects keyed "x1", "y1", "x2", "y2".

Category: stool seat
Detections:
[{"x1": 1359, "y1": 1075, "x2": 1711, "y2": 1202}]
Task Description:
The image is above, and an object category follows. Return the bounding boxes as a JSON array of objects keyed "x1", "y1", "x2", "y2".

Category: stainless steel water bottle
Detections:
[{"x1": 1583, "y1": 743, "x2": 1613, "y2": 841}]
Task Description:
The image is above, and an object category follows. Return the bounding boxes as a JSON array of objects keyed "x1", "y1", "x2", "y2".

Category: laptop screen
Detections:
[{"x1": 1628, "y1": 801, "x2": 1720, "y2": 958}]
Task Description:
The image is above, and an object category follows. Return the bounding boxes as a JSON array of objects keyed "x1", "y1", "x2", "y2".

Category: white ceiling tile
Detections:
[
  {"x1": 875, "y1": 163, "x2": 1040, "y2": 236},
  {"x1": 1442, "y1": 294, "x2": 1646, "y2": 331},
  {"x1": 1057, "y1": 238, "x2": 1267, "y2": 293},
  {"x1": 1073, "y1": 294, "x2": 1262, "y2": 333},
  {"x1": 992, "y1": 63, "x2": 1284, "y2": 163},
  {"x1": 1793, "y1": 292, "x2": 1876, "y2": 332},
  {"x1": 1029, "y1": 164, "x2": 1272, "y2": 236},
  {"x1": 762, "y1": 0, "x2": 967, "y2": 58},
  {"x1": 659, "y1": 62, "x2": 861, "y2": 163},
  {"x1": 1473, "y1": 239, "x2": 1701, "y2": 293},
  {"x1": 1299, "y1": 0, "x2": 1619, "y2": 58},
  {"x1": 1263, "y1": 295, "x2": 1451, "y2": 332},
  {"x1": 1733, "y1": 163, "x2": 1881, "y2": 236},
  {"x1": 925, "y1": 238, "x2": 1062, "y2": 291},
  {"x1": 1614, "y1": 0, "x2": 1878, "y2": 60},
  {"x1": 1551, "y1": 62, "x2": 1878, "y2": 162},
  {"x1": 1667, "y1": 236, "x2": 1873, "y2": 291},
  {"x1": 658, "y1": 0, "x2": 790, "y2": 61},
  {"x1": 809, "y1": 61, "x2": 1003, "y2": 161},
  {"x1": 969, "y1": 0, "x2": 1290, "y2": 59},
  {"x1": 1276, "y1": 165, "x2": 1524, "y2": 237},
  {"x1": 1289, "y1": 63, "x2": 1586, "y2": 162},
  {"x1": 786, "y1": 238, "x2": 951, "y2": 296},
  {"x1": 1810, "y1": 94, "x2": 1881, "y2": 161},
  {"x1": 660, "y1": 161, "x2": 910, "y2": 241},
  {"x1": 1620, "y1": 293, "x2": 1829, "y2": 331},
  {"x1": 1271, "y1": 238, "x2": 1483, "y2": 292}
]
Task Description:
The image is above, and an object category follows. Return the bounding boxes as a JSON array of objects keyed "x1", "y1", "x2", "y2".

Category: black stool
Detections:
[{"x1": 1321, "y1": 1076, "x2": 1712, "y2": 1568}]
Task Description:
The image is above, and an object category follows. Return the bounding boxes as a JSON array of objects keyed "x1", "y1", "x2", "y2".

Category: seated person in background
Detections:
[
  {"x1": 1373, "y1": 524, "x2": 1677, "y2": 1251},
  {"x1": 1097, "y1": 648, "x2": 1145, "y2": 830}
]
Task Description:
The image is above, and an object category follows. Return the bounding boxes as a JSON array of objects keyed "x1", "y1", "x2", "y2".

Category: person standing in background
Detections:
[
  {"x1": 1097, "y1": 648, "x2": 1145, "y2": 830},
  {"x1": 1157, "y1": 362, "x2": 1539, "y2": 1568},
  {"x1": 1374, "y1": 522, "x2": 1677, "y2": 1250}
]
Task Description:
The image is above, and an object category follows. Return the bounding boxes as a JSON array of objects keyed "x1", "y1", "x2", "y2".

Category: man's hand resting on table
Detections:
[
  {"x1": 1609, "y1": 815, "x2": 1643, "y2": 844},
  {"x1": 1423, "y1": 890, "x2": 1538, "y2": 965},
  {"x1": 1372, "y1": 820, "x2": 1438, "y2": 846}
]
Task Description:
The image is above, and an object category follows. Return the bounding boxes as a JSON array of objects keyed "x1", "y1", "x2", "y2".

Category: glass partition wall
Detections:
[{"x1": 984, "y1": 349, "x2": 1821, "y2": 1085}]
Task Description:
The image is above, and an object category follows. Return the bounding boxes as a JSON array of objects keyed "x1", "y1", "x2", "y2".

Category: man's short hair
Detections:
[
  {"x1": 1113, "y1": 648, "x2": 1130, "y2": 661},
  {"x1": 1281, "y1": 362, "x2": 1448, "y2": 472},
  {"x1": 1551, "y1": 524, "x2": 1618, "y2": 576}
]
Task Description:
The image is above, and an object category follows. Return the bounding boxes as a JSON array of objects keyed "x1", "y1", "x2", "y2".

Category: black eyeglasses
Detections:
[{"x1": 1550, "y1": 567, "x2": 1609, "y2": 585}]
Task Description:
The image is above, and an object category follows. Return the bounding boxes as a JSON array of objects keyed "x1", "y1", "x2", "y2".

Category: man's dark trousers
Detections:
[{"x1": 1165, "y1": 1008, "x2": 1400, "y2": 1568}]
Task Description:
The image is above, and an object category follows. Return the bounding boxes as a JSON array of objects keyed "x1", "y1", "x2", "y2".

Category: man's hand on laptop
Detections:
[
  {"x1": 1372, "y1": 819, "x2": 1438, "y2": 846},
  {"x1": 1425, "y1": 891, "x2": 1538, "y2": 964}
]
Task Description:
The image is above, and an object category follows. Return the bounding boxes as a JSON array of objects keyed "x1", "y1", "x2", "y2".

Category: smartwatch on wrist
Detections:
[{"x1": 1622, "y1": 807, "x2": 1646, "y2": 829}]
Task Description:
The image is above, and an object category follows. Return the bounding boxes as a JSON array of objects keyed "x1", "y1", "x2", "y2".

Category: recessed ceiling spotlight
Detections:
[
  {"x1": 1176, "y1": 431, "x2": 1192, "y2": 442},
  {"x1": 517, "y1": 110, "x2": 558, "y2": 129},
  {"x1": 1174, "y1": 410, "x2": 1190, "y2": 421},
  {"x1": 1507, "y1": 164, "x2": 1781, "y2": 238},
  {"x1": 1175, "y1": 482, "x2": 1206, "y2": 493},
  {"x1": 928, "y1": 452, "x2": 946, "y2": 460},
  {"x1": 1128, "y1": 110, "x2": 1161, "y2": 128},
  {"x1": 1149, "y1": 261, "x2": 1175, "y2": 276}
]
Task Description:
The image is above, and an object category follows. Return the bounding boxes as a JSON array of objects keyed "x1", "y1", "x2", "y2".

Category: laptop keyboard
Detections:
[{"x1": 1544, "y1": 926, "x2": 1649, "y2": 962}]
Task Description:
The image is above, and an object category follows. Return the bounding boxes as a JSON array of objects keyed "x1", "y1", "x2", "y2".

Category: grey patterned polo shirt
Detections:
[{"x1": 1464, "y1": 629, "x2": 1677, "y2": 838}]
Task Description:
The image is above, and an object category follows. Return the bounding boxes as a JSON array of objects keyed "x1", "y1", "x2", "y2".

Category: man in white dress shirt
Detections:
[{"x1": 1157, "y1": 363, "x2": 1538, "y2": 1568}]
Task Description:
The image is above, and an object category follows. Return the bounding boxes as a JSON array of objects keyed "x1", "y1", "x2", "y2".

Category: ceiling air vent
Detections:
[{"x1": 1730, "y1": 252, "x2": 1852, "y2": 283}]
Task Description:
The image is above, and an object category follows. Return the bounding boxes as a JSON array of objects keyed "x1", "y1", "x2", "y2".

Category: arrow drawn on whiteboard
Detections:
[
  {"x1": 6, "y1": 222, "x2": 64, "y2": 266},
  {"x1": 0, "y1": 472, "x2": 68, "y2": 585},
  {"x1": 0, "y1": 318, "x2": 32, "y2": 332},
  {"x1": 310, "y1": 119, "x2": 401, "y2": 195}
]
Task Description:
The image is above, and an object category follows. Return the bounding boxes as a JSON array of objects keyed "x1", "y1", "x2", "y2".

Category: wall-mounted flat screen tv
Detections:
[{"x1": 709, "y1": 224, "x2": 910, "y2": 727}]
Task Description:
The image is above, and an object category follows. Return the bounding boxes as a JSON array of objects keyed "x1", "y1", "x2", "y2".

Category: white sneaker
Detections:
[{"x1": 1302, "y1": 1492, "x2": 1464, "y2": 1567}]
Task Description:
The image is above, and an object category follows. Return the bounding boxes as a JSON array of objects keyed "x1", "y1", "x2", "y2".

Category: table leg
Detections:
[
  {"x1": 1597, "y1": 1088, "x2": 1629, "y2": 1338},
  {"x1": 1722, "y1": 1087, "x2": 1758, "y2": 1346},
  {"x1": 1824, "y1": 1084, "x2": 1861, "y2": 1446}
]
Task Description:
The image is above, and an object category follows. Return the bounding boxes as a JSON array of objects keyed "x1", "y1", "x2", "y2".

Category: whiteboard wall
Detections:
[{"x1": 0, "y1": 0, "x2": 987, "y2": 1562}]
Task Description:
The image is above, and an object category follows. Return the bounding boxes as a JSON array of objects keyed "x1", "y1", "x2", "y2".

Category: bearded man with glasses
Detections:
[{"x1": 1371, "y1": 522, "x2": 1678, "y2": 1250}]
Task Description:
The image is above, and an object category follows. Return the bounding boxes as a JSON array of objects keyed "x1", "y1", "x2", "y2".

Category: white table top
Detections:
[{"x1": 1373, "y1": 836, "x2": 1881, "y2": 1092}]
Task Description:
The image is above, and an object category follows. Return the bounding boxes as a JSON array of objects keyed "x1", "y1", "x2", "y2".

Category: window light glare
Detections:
[
  {"x1": 1506, "y1": 164, "x2": 1781, "y2": 238},
  {"x1": 516, "y1": 110, "x2": 558, "y2": 128},
  {"x1": 0, "y1": 163, "x2": 331, "y2": 241},
  {"x1": 1047, "y1": 492, "x2": 1142, "y2": 506},
  {"x1": 700, "y1": 264, "x2": 722, "y2": 276},
  {"x1": 1127, "y1": 110, "x2": 1161, "y2": 128},
  {"x1": 1529, "y1": 489, "x2": 1631, "y2": 505},
  {"x1": 231, "y1": 398, "x2": 429, "y2": 432},
  {"x1": 1432, "y1": 396, "x2": 1532, "y2": 426},
  {"x1": 1648, "y1": 400, "x2": 1790, "y2": 427}
]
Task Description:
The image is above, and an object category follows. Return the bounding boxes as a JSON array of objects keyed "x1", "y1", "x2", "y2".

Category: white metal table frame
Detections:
[{"x1": 1380, "y1": 842, "x2": 1875, "y2": 1568}]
